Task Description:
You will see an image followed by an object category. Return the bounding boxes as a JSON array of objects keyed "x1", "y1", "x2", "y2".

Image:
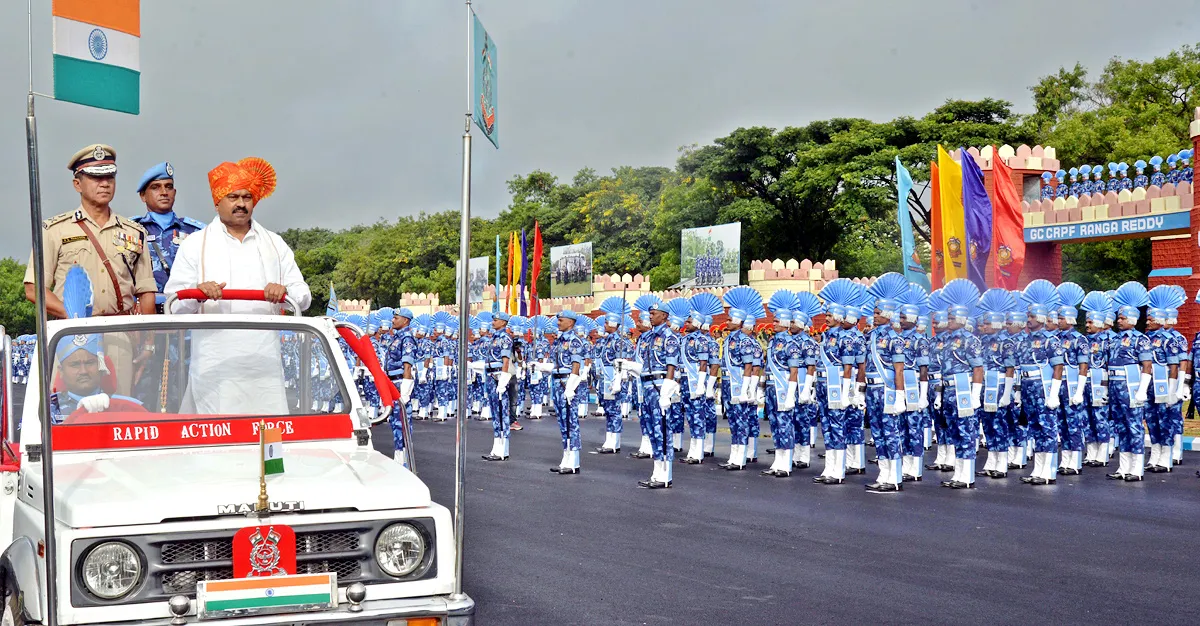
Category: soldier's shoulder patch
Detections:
[
  {"x1": 181, "y1": 216, "x2": 207, "y2": 230},
  {"x1": 43, "y1": 212, "x2": 73, "y2": 229}
]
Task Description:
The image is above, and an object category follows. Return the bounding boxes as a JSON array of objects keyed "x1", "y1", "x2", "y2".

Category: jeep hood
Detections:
[{"x1": 26, "y1": 446, "x2": 430, "y2": 527}]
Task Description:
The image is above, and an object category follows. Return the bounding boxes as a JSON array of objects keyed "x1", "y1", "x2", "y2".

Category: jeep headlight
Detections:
[
  {"x1": 82, "y1": 541, "x2": 142, "y2": 599},
  {"x1": 374, "y1": 523, "x2": 425, "y2": 577}
]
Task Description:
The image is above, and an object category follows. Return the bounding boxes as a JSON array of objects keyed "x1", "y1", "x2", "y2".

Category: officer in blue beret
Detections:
[{"x1": 131, "y1": 162, "x2": 207, "y2": 313}]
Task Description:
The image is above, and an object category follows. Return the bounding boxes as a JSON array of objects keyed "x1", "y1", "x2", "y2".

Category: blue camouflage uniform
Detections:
[
  {"x1": 865, "y1": 325, "x2": 905, "y2": 462},
  {"x1": 595, "y1": 330, "x2": 625, "y2": 438},
  {"x1": 385, "y1": 324, "x2": 418, "y2": 453},
  {"x1": 638, "y1": 322, "x2": 682, "y2": 463},
  {"x1": 899, "y1": 327, "x2": 928, "y2": 465},
  {"x1": 1145, "y1": 328, "x2": 1175, "y2": 457},
  {"x1": 1107, "y1": 329, "x2": 1151, "y2": 457},
  {"x1": 487, "y1": 328, "x2": 515, "y2": 439},
  {"x1": 529, "y1": 334, "x2": 552, "y2": 414},
  {"x1": 940, "y1": 328, "x2": 984, "y2": 463},
  {"x1": 1164, "y1": 326, "x2": 1187, "y2": 464},
  {"x1": 1057, "y1": 326, "x2": 1088, "y2": 463},
  {"x1": 680, "y1": 329, "x2": 712, "y2": 446},
  {"x1": 980, "y1": 330, "x2": 1013, "y2": 460},
  {"x1": 1085, "y1": 327, "x2": 1113, "y2": 454},
  {"x1": 1016, "y1": 328, "x2": 1064, "y2": 455},
  {"x1": 550, "y1": 323, "x2": 586, "y2": 468},
  {"x1": 764, "y1": 330, "x2": 799, "y2": 455},
  {"x1": 724, "y1": 329, "x2": 762, "y2": 451}
]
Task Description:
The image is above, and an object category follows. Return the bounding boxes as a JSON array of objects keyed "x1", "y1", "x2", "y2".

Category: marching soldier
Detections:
[
  {"x1": 1054, "y1": 284, "x2": 1087, "y2": 475},
  {"x1": 1016, "y1": 280, "x2": 1065, "y2": 486},
  {"x1": 632, "y1": 301, "x2": 681, "y2": 488},
  {"x1": 977, "y1": 289, "x2": 1017, "y2": 479},
  {"x1": 763, "y1": 291, "x2": 800, "y2": 477},
  {"x1": 596, "y1": 298, "x2": 632, "y2": 453},
  {"x1": 550, "y1": 310, "x2": 586, "y2": 475},
  {"x1": 719, "y1": 287, "x2": 764, "y2": 471},
  {"x1": 938, "y1": 279, "x2": 984, "y2": 489},
  {"x1": 1105, "y1": 282, "x2": 1152, "y2": 481},
  {"x1": 1081, "y1": 292, "x2": 1114, "y2": 467},
  {"x1": 864, "y1": 274, "x2": 909, "y2": 491}
]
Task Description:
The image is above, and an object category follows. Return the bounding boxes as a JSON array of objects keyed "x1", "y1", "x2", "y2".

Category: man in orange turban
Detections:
[{"x1": 164, "y1": 157, "x2": 312, "y2": 414}]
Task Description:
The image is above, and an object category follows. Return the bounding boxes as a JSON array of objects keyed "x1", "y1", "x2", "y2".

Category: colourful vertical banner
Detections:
[
  {"x1": 936, "y1": 146, "x2": 967, "y2": 280},
  {"x1": 930, "y1": 162, "x2": 944, "y2": 289},
  {"x1": 895, "y1": 157, "x2": 930, "y2": 290},
  {"x1": 991, "y1": 151, "x2": 1026, "y2": 289},
  {"x1": 493, "y1": 235, "x2": 501, "y2": 313},
  {"x1": 52, "y1": 0, "x2": 141, "y2": 114},
  {"x1": 507, "y1": 232, "x2": 517, "y2": 314},
  {"x1": 325, "y1": 283, "x2": 338, "y2": 316},
  {"x1": 519, "y1": 228, "x2": 528, "y2": 316},
  {"x1": 471, "y1": 9, "x2": 498, "y2": 149},
  {"x1": 530, "y1": 222, "x2": 543, "y2": 314},
  {"x1": 960, "y1": 150, "x2": 993, "y2": 290}
]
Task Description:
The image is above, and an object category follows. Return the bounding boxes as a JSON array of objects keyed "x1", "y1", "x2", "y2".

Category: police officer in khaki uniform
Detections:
[{"x1": 24, "y1": 144, "x2": 157, "y2": 395}]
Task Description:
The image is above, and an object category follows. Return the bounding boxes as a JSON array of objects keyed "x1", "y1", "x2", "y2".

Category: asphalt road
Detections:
[{"x1": 372, "y1": 412, "x2": 1200, "y2": 625}]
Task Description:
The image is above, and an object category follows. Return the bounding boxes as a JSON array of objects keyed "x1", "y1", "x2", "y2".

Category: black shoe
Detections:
[
  {"x1": 975, "y1": 470, "x2": 990, "y2": 477},
  {"x1": 1149, "y1": 465, "x2": 1171, "y2": 473},
  {"x1": 987, "y1": 471, "x2": 1008, "y2": 479},
  {"x1": 596, "y1": 447, "x2": 618, "y2": 454},
  {"x1": 845, "y1": 467, "x2": 867, "y2": 475},
  {"x1": 683, "y1": 457, "x2": 702, "y2": 465},
  {"x1": 724, "y1": 463, "x2": 745, "y2": 471},
  {"x1": 1106, "y1": 472, "x2": 1126, "y2": 480},
  {"x1": 867, "y1": 458, "x2": 879, "y2": 465},
  {"x1": 792, "y1": 461, "x2": 810, "y2": 469},
  {"x1": 704, "y1": 451, "x2": 715, "y2": 458},
  {"x1": 1030, "y1": 477, "x2": 1055, "y2": 485},
  {"x1": 629, "y1": 451, "x2": 651, "y2": 459},
  {"x1": 1058, "y1": 468, "x2": 1081, "y2": 476},
  {"x1": 760, "y1": 468, "x2": 776, "y2": 476},
  {"x1": 924, "y1": 463, "x2": 942, "y2": 471},
  {"x1": 766, "y1": 448, "x2": 776, "y2": 454},
  {"x1": 482, "y1": 454, "x2": 508, "y2": 461},
  {"x1": 940, "y1": 480, "x2": 954, "y2": 487},
  {"x1": 902, "y1": 474, "x2": 921, "y2": 482},
  {"x1": 1020, "y1": 476, "x2": 1035, "y2": 483},
  {"x1": 1123, "y1": 474, "x2": 1144, "y2": 482},
  {"x1": 812, "y1": 475, "x2": 826, "y2": 484},
  {"x1": 866, "y1": 482, "x2": 901, "y2": 493},
  {"x1": 817, "y1": 476, "x2": 844, "y2": 485},
  {"x1": 549, "y1": 466, "x2": 563, "y2": 473},
  {"x1": 949, "y1": 481, "x2": 975, "y2": 489},
  {"x1": 637, "y1": 480, "x2": 671, "y2": 489},
  {"x1": 745, "y1": 457, "x2": 758, "y2": 464},
  {"x1": 773, "y1": 470, "x2": 791, "y2": 478},
  {"x1": 818, "y1": 453, "x2": 826, "y2": 459}
]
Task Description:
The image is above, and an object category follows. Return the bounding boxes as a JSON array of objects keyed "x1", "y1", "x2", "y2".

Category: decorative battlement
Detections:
[
  {"x1": 336, "y1": 299, "x2": 371, "y2": 313},
  {"x1": 950, "y1": 145, "x2": 1059, "y2": 173}
]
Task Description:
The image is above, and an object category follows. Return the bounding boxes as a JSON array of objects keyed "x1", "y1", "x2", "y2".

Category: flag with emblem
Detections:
[
  {"x1": 262, "y1": 427, "x2": 283, "y2": 475},
  {"x1": 52, "y1": 0, "x2": 140, "y2": 115}
]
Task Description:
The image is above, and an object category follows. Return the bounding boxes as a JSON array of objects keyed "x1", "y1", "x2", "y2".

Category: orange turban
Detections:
[{"x1": 207, "y1": 157, "x2": 277, "y2": 205}]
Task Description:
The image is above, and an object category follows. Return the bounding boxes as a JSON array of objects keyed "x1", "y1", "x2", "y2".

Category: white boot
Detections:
[
  {"x1": 1084, "y1": 442, "x2": 1095, "y2": 465},
  {"x1": 571, "y1": 448, "x2": 581, "y2": 469},
  {"x1": 687, "y1": 437, "x2": 704, "y2": 462},
  {"x1": 577, "y1": 402, "x2": 587, "y2": 418},
  {"x1": 639, "y1": 436, "x2": 652, "y2": 456},
  {"x1": 661, "y1": 458, "x2": 673, "y2": 484},
  {"x1": 924, "y1": 426, "x2": 932, "y2": 449},
  {"x1": 829, "y1": 449, "x2": 846, "y2": 480},
  {"x1": 488, "y1": 437, "x2": 505, "y2": 458},
  {"x1": 621, "y1": 402, "x2": 630, "y2": 418},
  {"x1": 648, "y1": 460, "x2": 663, "y2": 484},
  {"x1": 727, "y1": 444, "x2": 746, "y2": 468},
  {"x1": 874, "y1": 457, "x2": 888, "y2": 483},
  {"x1": 796, "y1": 445, "x2": 811, "y2": 467},
  {"x1": 1028, "y1": 452, "x2": 1043, "y2": 480},
  {"x1": 1116, "y1": 451, "x2": 1131, "y2": 476},
  {"x1": 1108, "y1": 437, "x2": 1117, "y2": 459},
  {"x1": 600, "y1": 432, "x2": 614, "y2": 451},
  {"x1": 394, "y1": 448, "x2": 408, "y2": 467},
  {"x1": 481, "y1": 405, "x2": 492, "y2": 420},
  {"x1": 672, "y1": 433, "x2": 683, "y2": 451},
  {"x1": 778, "y1": 448, "x2": 793, "y2": 475},
  {"x1": 531, "y1": 403, "x2": 542, "y2": 418},
  {"x1": 1129, "y1": 451, "x2": 1145, "y2": 478},
  {"x1": 1173, "y1": 434, "x2": 1183, "y2": 464},
  {"x1": 746, "y1": 437, "x2": 758, "y2": 461},
  {"x1": 501, "y1": 436, "x2": 510, "y2": 458},
  {"x1": 1148, "y1": 444, "x2": 1161, "y2": 470},
  {"x1": 704, "y1": 432, "x2": 716, "y2": 455},
  {"x1": 612, "y1": 432, "x2": 622, "y2": 450},
  {"x1": 558, "y1": 449, "x2": 571, "y2": 470}
]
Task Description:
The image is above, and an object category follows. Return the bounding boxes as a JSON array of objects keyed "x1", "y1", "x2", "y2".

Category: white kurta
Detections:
[{"x1": 165, "y1": 218, "x2": 313, "y2": 415}]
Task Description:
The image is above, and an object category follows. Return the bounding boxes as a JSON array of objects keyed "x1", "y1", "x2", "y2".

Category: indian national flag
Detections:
[
  {"x1": 263, "y1": 428, "x2": 284, "y2": 475},
  {"x1": 52, "y1": 0, "x2": 140, "y2": 115},
  {"x1": 200, "y1": 575, "x2": 335, "y2": 614}
]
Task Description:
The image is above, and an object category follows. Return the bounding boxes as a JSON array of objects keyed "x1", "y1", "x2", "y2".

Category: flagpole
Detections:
[
  {"x1": 450, "y1": 0, "x2": 473, "y2": 603},
  {"x1": 26, "y1": 0, "x2": 60, "y2": 622}
]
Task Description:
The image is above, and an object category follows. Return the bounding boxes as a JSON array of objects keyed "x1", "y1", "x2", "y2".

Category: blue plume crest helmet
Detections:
[
  {"x1": 633, "y1": 293, "x2": 664, "y2": 321},
  {"x1": 1147, "y1": 284, "x2": 1185, "y2": 322},
  {"x1": 1108, "y1": 162, "x2": 1119, "y2": 175},
  {"x1": 1110, "y1": 281, "x2": 1149, "y2": 322},
  {"x1": 866, "y1": 272, "x2": 908, "y2": 318},
  {"x1": 979, "y1": 288, "x2": 1016, "y2": 327},
  {"x1": 57, "y1": 266, "x2": 102, "y2": 363},
  {"x1": 598, "y1": 296, "x2": 632, "y2": 327},
  {"x1": 1079, "y1": 164, "x2": 1091, "y2": 177},
  {"x1": 768, "y1": 290, "x2": 800, "y2": 325},
  {"x1": 1081, "y1": 291, "x2": 1113, "y2": 325},
  {"x1": 896, "y1": 283, "x2": 929, "y2": 322},
  {"x1": 665, "y1": 298, "x2": 693, "y2": 329},
  {"x1": 723, "y1": 286, "x2": 764, "y2": 325},
  {"x1": 1166, "y1": 285, "x2": 1185, "y2": 324},
  {"x1": 1041, "y1": 171, "x2": 1052, "y2": 181},
  {"x1": 1056, "y1": 281, "x2": 1084, "y2": 321},
  {"x1": 792, "y1": 291, "x2": 823, "y2": 328},
  {"x1": 1019, "y1": 279, "x2": 1061, "y2": 321},
  {"x1": 689, "y1": 292, "x2": 723, "y2": 328},
  {"x1": 941, "y1": 279, "x2": 981, "y2": 322},
  {"x1": 818, "y1": 278, "x2": 865, "y2": 323},
  {"x1": 1150, "y1": 155, "x2": 1163, "y2": 171},
  {"x1": 1056, "y1": 169, "x2": 1066, "y2": 182}
]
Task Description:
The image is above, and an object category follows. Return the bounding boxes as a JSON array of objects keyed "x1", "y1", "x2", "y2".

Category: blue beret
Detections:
[
  {"x1": 137, "y1": 162, "x2": 175, "y2": 194},
  {"x1": 57, "y1": 333, "x2": 102, "y2": 363},
  {"x1": 395, "y1": 308, "x2": 414, "y2": 320},
  {"x1": 495, "y1": 312, "x2": 510, "y2": 322},
  {"x1": 557, "y1": 310, "x2": 578, "y2": 321}
]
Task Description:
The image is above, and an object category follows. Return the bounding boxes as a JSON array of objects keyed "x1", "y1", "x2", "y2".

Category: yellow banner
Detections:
[{"x1": 936, "y1": 146, "x2": 966, "y2": 280}]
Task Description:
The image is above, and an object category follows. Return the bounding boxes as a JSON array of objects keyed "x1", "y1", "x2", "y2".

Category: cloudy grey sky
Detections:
[{"x1": 1, "y1": 0, "x2": 1198, "y2": 259}]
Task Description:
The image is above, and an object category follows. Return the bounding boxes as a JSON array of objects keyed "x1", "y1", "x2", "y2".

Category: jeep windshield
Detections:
[{"x1": 43, "y1": 323, "x2": 354, "y2": 451}]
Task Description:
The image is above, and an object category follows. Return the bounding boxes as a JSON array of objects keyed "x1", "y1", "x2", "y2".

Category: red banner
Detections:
[
  {"x1": 51, "y1": 413, "x2": 353, "y2": 451},
  {"x1": 234, "y1": 525, "x2": 297, "y2": 577},
  {"x1": 991, "y1": 151, "x2": 1026, "y2": 289}
]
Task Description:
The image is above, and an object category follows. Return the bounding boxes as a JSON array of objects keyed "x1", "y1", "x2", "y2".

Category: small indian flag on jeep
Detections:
[
  {"x1": 262, "y1": 427, "x2": 284, "y2": 475},
  {"x1": 197, "y1": 573, "x2": 336, "y2": 618}
]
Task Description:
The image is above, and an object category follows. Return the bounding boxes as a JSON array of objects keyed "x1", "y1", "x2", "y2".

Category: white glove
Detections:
[
  {"x1": 1134, "y1": 375, "x2": 1150, "y2": 406},
  {"x1": 890, "y1": 390, "x2": 906, "y2": 414},
  {"x1": 705, "y1": 375, "x2": 717, "y2": 398},
  {"x1": 738, "y1": 377, "x2": 753, "y2": 404},
  {"x1": 970, "y1": 382, "x2": 983, "y2": 410},
  {"x1": 934, "y1": 392, "x2": 942, "y2": 409},
  {"x1": 1181, "y1": 375, "x2": 1193, "y2": 403},
  {"x1": 469, "y1": 360, "x2": 487, "y2": 373},
  {"x1": 565, "y1": 373, "x2": 582, "y2": 402},
  {"x1": 497, "y1": 372, "x2": 512, "y2": 393},
  {"x1": 622, "y1": 360, "x2": 644, "y2": 375},
  {"x1": 399, "y1": 379, "x2": 415, "y2": 403},
  {"x1": 999, "y1": 376, "x2": 1013, "y2": 407},
  {"x1": 781, "y1": 381, "x2": 798, "y2": 411},
  {"x1": 608, "y1": 376, "x2": 622, "y2": 397},
  {"x1": 78, "y1": 392, "x2": 110, "y2": 413},
  {"x1": 1168, "y1": 377, "x2": 1180, "y2": 406},
  {"x1": 854, "y1": 382, "x2": 866, "y2": 410},
  {"x1": 659, "y1": 379, "x2": 678, "y2": 412},
  {"x1": 691, "y1": 372, "x2": 706, "y2": 399},
  {"x1": 1046, "y1": 378, "x2": 1062, "y2": 410},
  {"x1": 918, "y1": 381, "x2": 929, "y2": 410},
  {"x1": 1070, "y1": 380, "x2": 1085, "y2": 406},
  {"x1": 798, "y1": 377, "x2": 815, "y2": 404},
  {"x1": 534, "y1": 361, "x2": 554, "y2": 373},
  {"x1": 839, "y1": 378, "x2": 852, "y2": 408}
]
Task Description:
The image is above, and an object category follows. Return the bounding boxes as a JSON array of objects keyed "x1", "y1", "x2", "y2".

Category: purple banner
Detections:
[{"x1": 960, "y1": 150, "x2": 993, "y2": 289}]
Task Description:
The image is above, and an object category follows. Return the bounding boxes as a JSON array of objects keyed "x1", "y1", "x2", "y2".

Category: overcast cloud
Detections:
[{"x1": 1, "y1": 0, "x2": 1198, "y2": 259}]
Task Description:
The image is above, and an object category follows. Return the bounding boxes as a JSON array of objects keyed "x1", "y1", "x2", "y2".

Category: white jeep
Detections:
[{"x1": 0, "y1": 300, "x2": 473, "y2": 625}]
